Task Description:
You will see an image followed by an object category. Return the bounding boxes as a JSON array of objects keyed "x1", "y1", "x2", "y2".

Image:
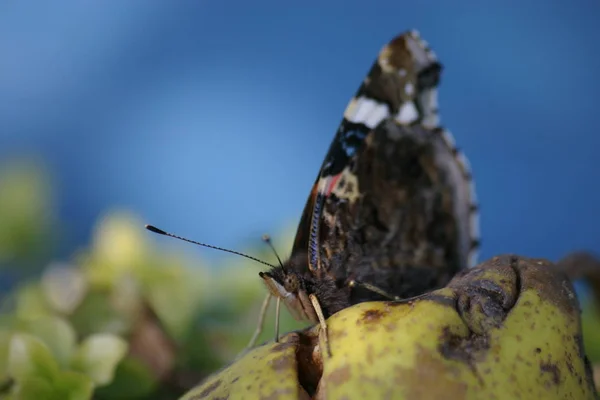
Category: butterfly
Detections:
[
  {"x1": 255, "y1": 30, "x2": 479, "y2": 354},
  {"x1": 145, "y1": 29, "x2": 479, "y2": 356}
]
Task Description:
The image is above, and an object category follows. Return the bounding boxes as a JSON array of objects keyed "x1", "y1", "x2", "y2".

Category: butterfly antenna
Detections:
[
  {"x1": 145, "y1": 224, "x2": 276, "y2": 269},
  {"x1": 261, "y1": 234, "x2": 285, "y2": 271}
]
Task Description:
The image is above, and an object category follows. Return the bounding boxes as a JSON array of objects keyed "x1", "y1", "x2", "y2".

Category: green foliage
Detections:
[
  {"x1": 582, "y1": 302, "x2": 600, "y2": 362},
  {"x1": 0, "y1": 159, "x2": 55, "y2": 268},
  {"x1": 7, "y1": 333, "x2": 94, "y2": 400},
  {"x1": 70, "y1": 334, "x2": 128, "y2": 386},
  {"x1": 0, "y1": 160, "x2": 307, "y2": 399}
]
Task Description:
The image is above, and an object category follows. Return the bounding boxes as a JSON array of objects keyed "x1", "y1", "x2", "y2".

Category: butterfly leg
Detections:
[
  {"x1": 309, "y1": 293, "x2": 332, "y2": 358},
  {"x1": 348, "y1": 279, "x2": 401, "y2": 301},
  {"x1": 242, "y1": 293, "x2": 272, "y2": 354},
  {"x1": 349, "y1": 280, "x2": 435, "y2": 304},
  {"x1": 274, "y1": 296, "x2": 281, "y2": 343},
  {"x1": 351, "y1": 280, "x2": 441, "y2": 308}
]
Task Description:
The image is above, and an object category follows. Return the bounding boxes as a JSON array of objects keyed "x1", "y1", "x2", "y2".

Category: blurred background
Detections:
[{"x1": 1, "y1": 1, "x2": 599, "y2": 399}]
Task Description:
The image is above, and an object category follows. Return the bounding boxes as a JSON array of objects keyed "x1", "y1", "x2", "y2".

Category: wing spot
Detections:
[
  {"x1": 395, "y1": 102, "x2": 419, "y2": 124},
  {"x1": 344, "y1": 96, "x2": 390, "y2": 129}
]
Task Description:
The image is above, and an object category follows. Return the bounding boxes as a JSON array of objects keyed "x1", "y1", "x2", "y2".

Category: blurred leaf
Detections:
[
  {"x1": 0, "y1": 159, "x2": 54, "y2": 267},
  {"x1": 41, "y1": 263, "x2": 88, "y2": 315},
  {"x1": 0, "y1": 330, "x2": 12, "y2": 380},
  {"x1": 70, "y1": 334, "x2": 128, "y2": 387},
  {"x1": 14, "y1": 285, "x2": 52, "y2": 320},
  {"x1": 12, "y1": 376, "x2": 54, "y2": 400},
  {"x1": 178, "y1": 327, "x2": 223, "y2": 376},
  {"x1": 93, "y1": 212, "x2": 146, "y2": 272},
  {"x1": 77, "y1": 252, "x2": 114, "y2": 291},
  {"x1": 13, "y1": 371, "x2": 93, "y2": 400},
  {"x1": 17, "y1": 316, "x2": 76, "y2": 368},
  {"x1": 8, "y1": 334, "x2": 58, "y2": 382},
  {"x1": 110, "y1": 275, "x2": 142, "y2": 318},
  {"x1": 141, "y1": 261, "x2": 201, "y2": 341},
  {"x1": 0, "y1": 195, "x2": 307, "y2": 398},
  {"x1": 82, "y1": 212, "x2": 149, "y2": 291},
  {"x1": 52, "y1": 371, "x2": 94, "y2": 400},
  {"x1": 93, "y1": 357, "x2": 157, "y2": 400},
  {"x1": 582, "y1": 301, "x2": 600, "y2": 362},
  {"x1": 209, "y1": 260, "x2": 264, "y2": 315},
  {"x1": 69, "y1": 292, "x2": 130, "y2": 337}
]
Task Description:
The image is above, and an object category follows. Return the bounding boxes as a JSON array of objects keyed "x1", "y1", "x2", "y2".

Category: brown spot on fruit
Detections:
[
  {"x1": 438, "y1": 326, "x2": 488, "y2": 386},
  {"x1": 259, "y1": 388, "x2": 295, "y2": 400},
  {"x1": 366, "y1": 344, "x2": 374, "y2": 365},
  {"x1": 396, "y1": 346, "x2": 469, "y2": 398},
  {"x1": 360, "y1": 309, "x2": 388, "y2": 323},
  {"x1": 438, "y1": 326, "x2": 490, "y2": 364},
  {"x1": 540, "y1": 362, "x2": 561, "y2": 386},
  {"x1": 328, "y1": 328, "x2": 348, "y2": 341},
  {"x1": 327, "y1": 365, "x2": 351, "y2": 385},
  {"x1": 384, "y1": 322, "x2": 397, "y2": 332},
  {"x1": 270, "y1": 355, "x2": 291, "y2": 372}
]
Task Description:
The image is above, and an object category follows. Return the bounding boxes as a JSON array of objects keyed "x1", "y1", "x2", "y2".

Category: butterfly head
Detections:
[{"x1": 259, "y1": 265, "x2": 319, "y2": 324}]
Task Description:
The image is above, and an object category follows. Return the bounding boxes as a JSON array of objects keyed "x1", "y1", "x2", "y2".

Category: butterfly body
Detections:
[{"x1": 260, "y1": 30, "x2": 479, "y2": 323}]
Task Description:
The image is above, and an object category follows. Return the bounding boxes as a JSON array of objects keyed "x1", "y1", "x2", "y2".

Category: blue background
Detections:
[{"x1": 1, "y1": 1, "x2": 599, "y2": 265}]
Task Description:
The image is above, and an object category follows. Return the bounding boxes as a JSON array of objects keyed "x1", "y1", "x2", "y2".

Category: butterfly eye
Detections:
[{"x1": 283, "y1": 274, "x2": 299, "y2": 292}]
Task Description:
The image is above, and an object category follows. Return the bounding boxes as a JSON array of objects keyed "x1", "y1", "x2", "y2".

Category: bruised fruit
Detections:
[{"x1": 181, "y1": 255, "x2": 598, "y2": 400}]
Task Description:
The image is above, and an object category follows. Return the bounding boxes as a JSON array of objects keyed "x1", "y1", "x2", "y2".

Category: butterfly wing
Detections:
[{"x1": 289, "y1": 31, "x2": 479, "y2": 307}]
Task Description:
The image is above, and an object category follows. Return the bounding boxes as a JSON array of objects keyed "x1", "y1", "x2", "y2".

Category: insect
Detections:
[
  {"x1": 255, "y1": 30, "x2": 479, "y2": 354},
  {"x1": 147, "y1": 30, "x2": 479, "y2": 357}
]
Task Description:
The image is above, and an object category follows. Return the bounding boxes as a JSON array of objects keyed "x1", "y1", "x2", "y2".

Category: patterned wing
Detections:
[{"x1": 289, "y1": 31, "x2": 479, "y2": 302}]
